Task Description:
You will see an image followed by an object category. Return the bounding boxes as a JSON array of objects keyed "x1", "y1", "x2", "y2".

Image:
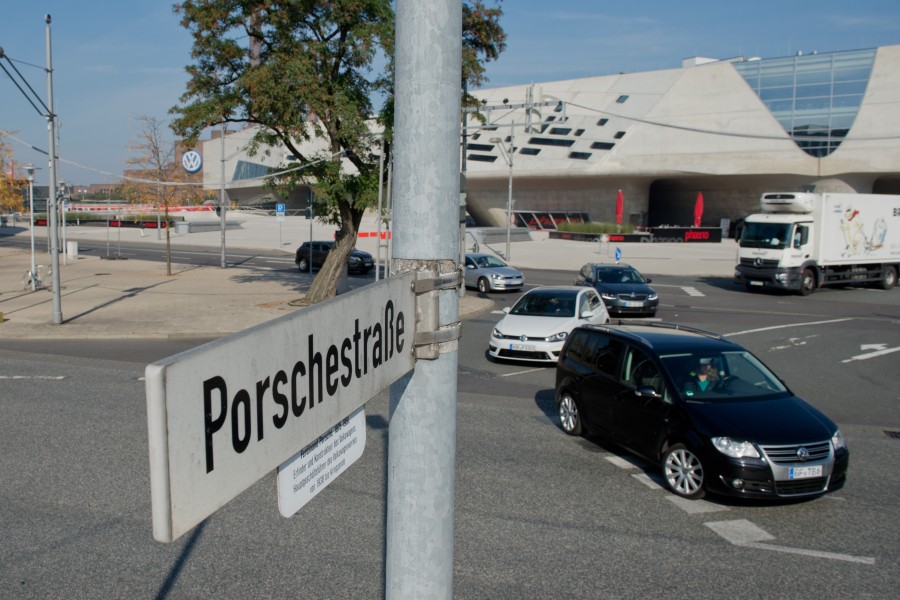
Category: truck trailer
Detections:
[{"x1": 734, "y1": 192, "x2": 900, "y2": 295}]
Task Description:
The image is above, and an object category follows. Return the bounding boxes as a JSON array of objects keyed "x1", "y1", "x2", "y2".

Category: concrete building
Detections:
[{"x1": 203, "y1": 45, "x2": 900, "y2": 228}]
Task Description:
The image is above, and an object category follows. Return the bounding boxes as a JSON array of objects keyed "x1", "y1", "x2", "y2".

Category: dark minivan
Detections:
[{"x1": 554, "y1": 322, "x2": 848, "y2": 500}]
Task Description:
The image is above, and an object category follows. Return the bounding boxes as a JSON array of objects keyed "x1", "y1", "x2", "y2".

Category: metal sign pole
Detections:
[{"x1": 386, "y1": 1, "x2": 461, "y2": 597}]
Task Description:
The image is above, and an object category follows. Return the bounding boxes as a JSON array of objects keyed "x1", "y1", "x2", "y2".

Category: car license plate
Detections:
[
  {"x1": 623, "y1": 301, "x2": 642, "y2": 307},
  {"x1": 510, "y1": 343, "x2": 535, "y2": 351},
  {"x1": 749, "y1": 281, "x2": 764, "y2": 287},
  {"x1": 789, "y1": 465, "x2": 822, "y2": 479}
]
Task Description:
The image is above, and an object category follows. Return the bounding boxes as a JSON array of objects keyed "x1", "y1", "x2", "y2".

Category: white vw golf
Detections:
[{"x1": 489, "y1": 286, "x2": 610, "y2": 363}]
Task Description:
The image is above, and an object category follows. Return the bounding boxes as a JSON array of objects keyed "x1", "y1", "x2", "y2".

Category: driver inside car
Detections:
[{"x1": 683, "y1": 359, "x2": 720, "y2": 396}]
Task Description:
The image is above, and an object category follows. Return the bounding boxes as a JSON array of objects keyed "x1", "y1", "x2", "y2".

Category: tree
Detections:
[
  {"x1": 0, "y1": 132, "x2": 26, "y2": 214},
  {"x1": 172, "y1": 0, "x2": 506, "y2": 304},
  {"x1": 126, "y1": 115, "x2": 204, "y2": 275}
]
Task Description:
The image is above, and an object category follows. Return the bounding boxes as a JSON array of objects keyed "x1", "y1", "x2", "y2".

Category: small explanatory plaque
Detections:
[{"x1": 277, "y1": 406, "x2": 366, "y2": 517}]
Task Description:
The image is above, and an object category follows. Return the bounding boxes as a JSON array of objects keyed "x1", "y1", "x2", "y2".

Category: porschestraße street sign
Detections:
[{"x1": 146, "y1": 271, "x2": 415, "y2": 543}]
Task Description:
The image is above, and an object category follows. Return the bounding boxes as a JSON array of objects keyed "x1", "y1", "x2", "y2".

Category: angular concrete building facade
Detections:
[
  {"x1": 204, "y1": 45, "x2": 900, "y2": 229},
  {"x1": 463, "y1": 45, "x2": 900, "y2": 229}
]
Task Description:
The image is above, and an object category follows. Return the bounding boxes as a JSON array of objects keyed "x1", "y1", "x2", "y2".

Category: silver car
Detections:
[{"x1": 464, "y1": 253, "x2": 525, "y2": 293}]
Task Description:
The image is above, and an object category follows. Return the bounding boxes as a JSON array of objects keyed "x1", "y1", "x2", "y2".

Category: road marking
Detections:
[
  {"x1": 706, "y1": 519, "x2": 876, "y2": 565},
  {"x1": 498, "y1": 367, "x2": 544, "y2": 378},
  {"x1": 842, "y1": 345, "x2": 900, "y2": 363},
  {"x1": 726, "y1": 318, "x2": 853, "y2": 337},
  {"x1": 682, "y1": 286, "x2": 704, "y2": 297},
  {"x1": 667, "y1": 496, "x2": 730, "y2": 514},
  {"x1": 631, "y1": 472, "x2": 663, "y2": 489},
  {"x1": 0, "y1": 375, "x2": 65, "y2": 380},
  {"x1": 605, "y1": 454, "x2": 650, "y2": 470}
]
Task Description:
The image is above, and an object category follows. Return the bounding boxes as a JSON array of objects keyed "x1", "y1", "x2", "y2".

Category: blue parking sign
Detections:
[
  {"x1": 276, "y1": 203, "x2": 285, "y2": 214},
  {"x1": 615, "y1": 247, "x2": 622, "y2": 263}
]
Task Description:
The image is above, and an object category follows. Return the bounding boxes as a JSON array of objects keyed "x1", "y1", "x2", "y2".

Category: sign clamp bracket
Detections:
[{"x1": 411, "y1": 266, "x2": 463, "y2": 360}]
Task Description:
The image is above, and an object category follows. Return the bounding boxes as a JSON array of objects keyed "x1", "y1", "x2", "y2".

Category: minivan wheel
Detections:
[
  {"x1": 477, "y1": 277, "x2": 490, "y2": 294},
  {"x1": 662, "y1": 444, "x2": 705, "y2": 499},
  {"x1": 557, "y1": 393, "x2": 582, "y2": 436}
]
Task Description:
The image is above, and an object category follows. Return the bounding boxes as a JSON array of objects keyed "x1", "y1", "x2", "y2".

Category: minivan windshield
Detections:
[{"x1": 659, "y1": 350, "x2": 788, "y2": 401}]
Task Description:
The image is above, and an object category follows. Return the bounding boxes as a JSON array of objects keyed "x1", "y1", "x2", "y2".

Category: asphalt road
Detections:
[{"x1": 1, "y1": 258, "x2": 898, "y2": 598}]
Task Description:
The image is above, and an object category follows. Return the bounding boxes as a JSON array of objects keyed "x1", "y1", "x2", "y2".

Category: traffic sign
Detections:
[
  {"x1": 615, "y1": 247, "x2": 622, "y2": 263},
  {"x1": 276, "y1": 203, "x2": 285, "y2": 222},
  {"x1": 146, "y1": 271, "x2": 415, "y2": 543},
  {"x1": 181, "y1": 150, "x2": 203, "y2": 174}
]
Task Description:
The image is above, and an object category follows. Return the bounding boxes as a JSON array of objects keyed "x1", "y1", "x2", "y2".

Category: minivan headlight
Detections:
[
  {"x1": 831, "y1": 429, "x2": 846, "y2": 450},
  {"x1": 712, "y1": 437, "x2": 760, "y2": 458}
]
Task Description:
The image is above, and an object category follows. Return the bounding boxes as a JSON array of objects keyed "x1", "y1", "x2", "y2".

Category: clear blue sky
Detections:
[{"x1": 3, "y1": 1, "x2": 898, "y2": 185}]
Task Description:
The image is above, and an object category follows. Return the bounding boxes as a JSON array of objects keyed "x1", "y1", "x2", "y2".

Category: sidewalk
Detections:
[{"x1": 0, "y1": 214, "x2": 737, "y2": 339}]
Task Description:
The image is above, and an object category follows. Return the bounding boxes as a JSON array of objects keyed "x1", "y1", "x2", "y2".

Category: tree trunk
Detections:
[{"x1": 305, "y1": 221, "x2": 360, "y2": 303}]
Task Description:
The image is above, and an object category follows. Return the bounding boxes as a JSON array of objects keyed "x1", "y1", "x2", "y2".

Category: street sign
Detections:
[
  {"x1": 146, "y1": 271, "x2": 415, "y2": 543},
  {"x1": 615, "y1": 246, "x2": 622, "y2": 263},
  {"x1": 181, "y1": 150, "x2": 203, "y2": 174},
  {"x1": 277, "y1": 406, "x2": 366, "y2": 517},
  {"x1": 276, "y1": 203, "x2": 285, "y2": 222}
]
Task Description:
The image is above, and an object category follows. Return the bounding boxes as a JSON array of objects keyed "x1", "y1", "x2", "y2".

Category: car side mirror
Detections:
[
  {"x1": 580, "y1": 310, "x2": 594, "y2": 319},
  {"x1": 635, "y1": 385, "x2": 661, "y2": 399},
  {"x1": 466, "y1": 264, "x2": 475, "y2": 269},
  {"x1": 502, "y1": 307, "x2": 511, "y2": 314}
]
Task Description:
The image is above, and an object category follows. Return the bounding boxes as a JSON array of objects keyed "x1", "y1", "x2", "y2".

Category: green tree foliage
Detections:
[{"x1": 171, "y1": 0, "x2": 505, "y2": 303}]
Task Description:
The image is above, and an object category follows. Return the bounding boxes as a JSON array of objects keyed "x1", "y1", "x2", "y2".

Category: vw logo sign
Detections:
[
  {"x1": 796, "y1": 447, "x2": 809, "y2": 461},
  {"x1": 182, "y1": 150, "x2": 203, "y2": 174}
]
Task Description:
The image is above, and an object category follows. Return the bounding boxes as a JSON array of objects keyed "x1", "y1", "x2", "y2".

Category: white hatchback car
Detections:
[{"x1": 489, "y1": 286, "x2": 610, "y2": 363}]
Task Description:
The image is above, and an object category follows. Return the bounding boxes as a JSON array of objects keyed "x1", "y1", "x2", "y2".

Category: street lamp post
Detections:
[
  {"x1": 24, "y1": 164, "x2": 37, "y2": 290},
  {"x1": 490, "y1": 132, "x2": 515, "y2": 260}
]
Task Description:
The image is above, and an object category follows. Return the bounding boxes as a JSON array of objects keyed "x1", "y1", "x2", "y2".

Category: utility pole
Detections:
[
  {"x1": 220, "y1": 122, "x2": 226, "y2": 268},
  {"x1": 45, "y1": 14, "x2": 62, "y2": 325},
  {"x1": 386, "y1": 1, "x2": 461, "y2": 598}
]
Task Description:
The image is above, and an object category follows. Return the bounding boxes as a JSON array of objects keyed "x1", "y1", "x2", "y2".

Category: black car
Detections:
[
  {"x1": 294, "y1": 241, "x2": 374, "y2": 274},
  {"x1": 574, "y1": 263, "x2": 658, "y2": 318},
  {"x1": 554, "y1": 322, "x2": 848, "y2": 500}
]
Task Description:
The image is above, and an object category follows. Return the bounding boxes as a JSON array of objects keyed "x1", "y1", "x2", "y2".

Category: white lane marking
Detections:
[
  {"x1": 0, "y1": 375, "x2": 65, "y2": 380},
  {"x1": 726, "y1": 318, "x2": 853, "y2": 337},
  {"x1": 605, "y1": 455, "x2": 640, "y2": 469},
  {"x1": 842, "y1": 346, "x2": 900, "y2": 363},
  {"x1": 667, "y1": 496, "x2": 730, "y2": 514},
  {"x1": 682, "y1": 286, "x2": 704, "y2": 297},
  {"x1": 706, "y1": 519, "x2": 876, "y2": 565},
  {"x1": 498, "y1": 367, "x2": 544, "y2": 378},
  {"x1": 631, "y1": 472, "x2": 663, "y2": 490}
]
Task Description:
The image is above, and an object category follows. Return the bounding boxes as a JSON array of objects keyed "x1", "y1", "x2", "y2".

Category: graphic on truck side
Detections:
[{"x1": 839, "y1": 206, "x2": 888, "y2": 257}]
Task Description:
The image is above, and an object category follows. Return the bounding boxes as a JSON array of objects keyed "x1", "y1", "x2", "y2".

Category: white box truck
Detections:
[{"x1": 734, "y1": 192, "x2": 900, "y2": 295}]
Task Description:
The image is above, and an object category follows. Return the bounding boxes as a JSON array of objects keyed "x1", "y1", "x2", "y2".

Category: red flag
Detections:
[
  {"x1": 615, "y1": 189, "x2": 623, "y2": 225},
  {"x1": 693, "y1": 192, "x2": 704, "y2": 228}
]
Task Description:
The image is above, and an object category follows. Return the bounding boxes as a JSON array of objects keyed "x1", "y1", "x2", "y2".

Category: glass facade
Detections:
[{"x1": 733, "y1": 49, "x2": 875, "y2": 157}]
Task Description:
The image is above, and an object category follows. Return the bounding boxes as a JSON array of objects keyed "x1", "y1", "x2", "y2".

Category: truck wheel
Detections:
[
  {"x1": 798, "y1": 268, "x2": 816, "y2": 296},
  {"x1": 879, "y1": 266, "x2": 897, "y2": 290}
]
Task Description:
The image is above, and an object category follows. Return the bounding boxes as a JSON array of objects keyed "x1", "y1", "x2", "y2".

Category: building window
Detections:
[
  {"x1": 519, "y1": 147, "x2": 541, "y2": 156},
  {"x1": 574, "y1": 129, "x2": 585, "y2": 136},
  {"x1": 527, "y1": 137, "x2": 576, "y2": 147},
  {"x1": 466, "y1": 143, "x2": 494, "y2": 152},
  {"x1": 591, "y1": 142, "x2": 615, "y2": 150},
  {"x1": 616, "y1": 95, "x2": 629, "y2": 103},
  {"x1": 614, "y1": 131, "x2": 626, "y2": 139},
  {"x1": 467, "y1": 154, "x2": 498, "y2": 163},
  {"x1": 549, "y1": 127, "x2": 572, "y2": 136},
  {"x1": 733, "y1": 48, "x2": 875, "y2": 157},
  {"x1": 568, "y1": 152, "x2": 592, "y2": 160},
  {"x1": 597, "y1": 118, "x2": 609, "y2": 126}
]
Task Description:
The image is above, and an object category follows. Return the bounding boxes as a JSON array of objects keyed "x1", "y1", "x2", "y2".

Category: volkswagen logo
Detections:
[
  {"x1": 796, "y1": 447, "x2": 809, "y2": 461},
  {"x1": 519, "y1": 335, "x2": 527, "y2": 342},
  {"x1": 181, "y1": 150, "x2": 203, "y2": 174}
]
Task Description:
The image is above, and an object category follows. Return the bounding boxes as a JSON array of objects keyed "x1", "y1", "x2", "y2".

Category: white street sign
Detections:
[
  {"x1": 146, "y1": 272, "x2": 415, "y2": 543},
  {"x1": 277, "y1": 406, "x2": 366, "y2": 517}
]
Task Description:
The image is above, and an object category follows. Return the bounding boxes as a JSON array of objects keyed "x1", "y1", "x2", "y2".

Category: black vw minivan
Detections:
[{"x1": 554, "y1": 322, "x2": 848, "y2": 500}]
